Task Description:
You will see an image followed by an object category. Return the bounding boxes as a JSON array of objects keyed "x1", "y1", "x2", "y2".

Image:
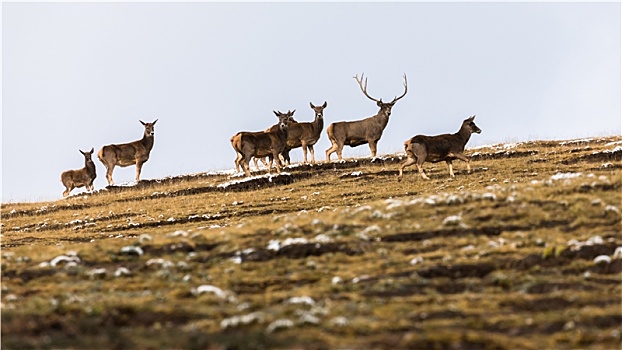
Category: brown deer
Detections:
[
  {"x1": 98, "y1": 119, "x2": 158, "y2": 185},
  {"x1": 231, "y1": 111, "x2": 291, "y2": 177},
  {"x1": 397, "y1": 115, "x2": 482, "y2": 181},
  {"x1": 232, "y1": 110, "x2": 296, "y2": 173},
  {"x1": 280, "y1": 101, "x2": 327, "y2": 164},
  {"x1": 326, "y1": 73, "x2": 407, "y2": 161},
  {"x1": 60, "y1": 148, "x2": 97, "y2": 197}
]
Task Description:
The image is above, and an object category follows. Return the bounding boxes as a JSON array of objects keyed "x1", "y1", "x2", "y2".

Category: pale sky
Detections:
[{"x1": 2, "y1": 2, "x2": 620, "y2": 203}]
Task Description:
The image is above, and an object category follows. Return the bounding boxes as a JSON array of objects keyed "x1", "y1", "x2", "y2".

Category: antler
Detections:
[
  {"x1": 390, "y1": 73, "x2": 408, "y2": 104},
  {"x1": 354, "y1": 73, "x2": 380, "y2": 102}
]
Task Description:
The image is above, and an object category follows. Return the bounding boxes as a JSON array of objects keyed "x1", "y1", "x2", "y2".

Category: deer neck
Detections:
[
  {"x1": 277, "y1": 126, "x2": 288, "y2": 141},
  {"x1": 455, "y1": 125, "x2": 472, "y2": 146},
  {"x1": 86, "y1": 160, "x2": 96, "y2": 176},
  {"x1": 313, "y1": 116, "x2": 324, "y2": 135},
  {"x1": 374, "y1": 110, "x2": 390, "y2": 128},
  {"x1": 141, "y1": 134, "x2": 155, "y2": 151}
]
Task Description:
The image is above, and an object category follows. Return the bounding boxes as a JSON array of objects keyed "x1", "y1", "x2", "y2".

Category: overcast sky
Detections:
[{"x1": 2, "y1": 2, "x2": 620, "y2": 203}]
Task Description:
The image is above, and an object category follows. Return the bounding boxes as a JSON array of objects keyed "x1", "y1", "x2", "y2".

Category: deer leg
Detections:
[
  {"x1": 63, "y1": 185, "x2": 72, "y2": 197},
  {"x1": 135, "y1": 162, "x2": 143, "y2": 182},
  {"x1": 281, "y1": 149, "x2": 290, "y2": 166},
  {"x1": 416, "y1": 162, "x2": 430, "y2": 180},
  {"x1": 264, "y1": 157, "x2": 272, "y2": 170},
  {"x1": 369, "y1": 140, "x2": 378, "y2": 158},
  {"x1": 453, "y1": 153, "x2": 471, "y2": 173},
  {"x1": 300, "y1": 142, "x2": 308, "y2": 164},
  {"x1": 446, "y1": 160, "x2": 455, "y2": 178},
  {"x1": 304, "y1": 145, "x2": 310, "y2": 164},
  {"x1": 266, "y1": 155, "x2": 274, "y2": 174},
  {"x1": 408, "y1": 144, "x2": 429, "y2": 180},
  {"x1": 105, "y1": 165, "x2": 115, "y2": 186},
  {"x1": 326, "y1": 142, "x2": 338, "y2": 162},
  {"x1": 267, "y1": 157, "x2": 272, "y2": 170},
  {"x1": 415, "y1": 151, "x2": 430, "y2": 180},
  {"x1": 242, "y1": 154, "x2": 252, "y2": 177},
  {"x1": 234, "y1": 153, "x2": 243, "y2": 173},
  {"x1": 398, "y1": 156, "x2": 416, "y2": 182},
  {"x1": 336, "y1": 143, "x2": 344, "y2": 161},
  {"x1": 272, "y1": 152, "x2": 282, "y2": 174}
]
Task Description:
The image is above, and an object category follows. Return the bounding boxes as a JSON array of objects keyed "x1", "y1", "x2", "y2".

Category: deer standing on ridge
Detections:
[
  {"x1": 60, "y1": 148, "x2": 97, "y2": 197},
  {"x1": 397, "y1": 115, "x2": 481, "y2": 181},
  {"x1": 98, "y1": 120, "x2": 158, "y2": 185},
  {"x1": 326, "y1": 73, "x2": 407, "y2": 161},
  {"x1": 231, "y1": 111, "x2": 291, "y2": 177},
  {"x1": 280, "y1": 101, "x2": 327, "y2": 164},
  {"x1": 232, "y1": 110, "x2": 296, "y2": 173}
]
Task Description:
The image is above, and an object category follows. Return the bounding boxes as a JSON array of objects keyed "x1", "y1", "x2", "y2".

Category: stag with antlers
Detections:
[{"x1": 325, "y1": 73, "x2": 407, "y2": 161}]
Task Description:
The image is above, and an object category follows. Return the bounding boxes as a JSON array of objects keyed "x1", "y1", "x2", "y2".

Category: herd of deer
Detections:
[{"x1": 60, "y1": 74, "x2": 482, "y2": 197}]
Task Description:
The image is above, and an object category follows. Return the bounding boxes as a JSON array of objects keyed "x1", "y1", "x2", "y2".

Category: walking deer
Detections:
[
  {"x1": 326, "y1": 73, "x2": 407, "y2": 161},
  {"x1": 397, "y1": 115, "x2": 482, "y2": 181},
  {"x1": 231, "y1": 111, "x2": 291, "y2": 177},
  {"x1": 98, "y1": 119, "x2": 158, "y2": 185},
  {"x1": 281, "y1": 101, "x2": 327, "y2": 164},
  {"x1": 232, "y1": 110, "x2": 296, "y2": 173},
  {"x1": 60, "y1": 148, "x2": 96, "y2": 197}
]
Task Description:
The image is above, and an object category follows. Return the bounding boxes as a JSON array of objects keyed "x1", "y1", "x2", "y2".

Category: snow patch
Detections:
[{"x1": 550, "y1": 172, "x2": 583, "y2": 181}]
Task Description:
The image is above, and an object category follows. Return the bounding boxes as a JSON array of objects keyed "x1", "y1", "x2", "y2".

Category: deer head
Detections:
[
  {"x1": 80, "y1": 148, "x2": 94, "y2": 162},
  {"x1": 310, "y1": 101, "x2": 327, "y2": 120},
  {"x1": 273, "y1": 110, "x2": 296, "y2": 132},
  {"x1": 354, "y1": 73, "x2": 408, "y2": 117},
  {"x1": 463, "y1": 115, "x2": 482, "y2": 134},
  {"x1": 140, "y1": 119, "x2": 158, "y2": 137}
]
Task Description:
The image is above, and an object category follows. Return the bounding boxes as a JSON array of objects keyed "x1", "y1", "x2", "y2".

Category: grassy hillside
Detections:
[{"x1": 2, "y1": 136, "x2": 621, "y2": 349}]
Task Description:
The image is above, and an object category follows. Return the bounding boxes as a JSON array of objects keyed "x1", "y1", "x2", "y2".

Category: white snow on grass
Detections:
[
  {"x1": 605, "y1": 140, "x2": 622, "y2": 147},
  {"x1": 220, "y1": 312, "x2": 265, "y2": 329},
  {"x1": 559, "y1": 138, "x2": 594, "y2": 145},
  {"x1": 120, "y1": 246, "x2": 144, "y2": 256},
  {"x1": 550, "y1": 172, "x2": 583, "y2": 181},
  {"x1": 113, "y1": 181, "x2": 138, "y2": 187},
  {"x1": 600, "y1": 145, "x2": 622, "y2": 154},
  {"x1": 49, "y1": 254, "x2": 81, "y2": 267},
  {"x1": 266, "y1": 319, "x2": 294, "y2": 333},
  {"x1": 191, "y1": 285, "x2": 236, "y2": 302},
  {"x1": 285, "y1": 296, "x2": 315, "y2": 306},
  {"x1": 217, "y1": 172, "x2": 291, "y2": 189}
]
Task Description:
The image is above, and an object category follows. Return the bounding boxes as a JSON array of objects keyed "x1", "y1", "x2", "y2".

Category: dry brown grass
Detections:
[{"x1": 2, "y1": 136, "x2": 621, "y2": 349}]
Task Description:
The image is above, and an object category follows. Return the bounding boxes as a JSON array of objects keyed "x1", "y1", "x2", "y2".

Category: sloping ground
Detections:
[{"x1": 2, "y1": 136, "x2": 621, "y2": 349}]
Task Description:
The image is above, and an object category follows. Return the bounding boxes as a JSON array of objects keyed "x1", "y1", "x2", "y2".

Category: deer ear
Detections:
[
  {"x1": 322, "y1": 101, "x2": 327, "y2": 108},
  {"x1": 140, "y1": 120, "x2": 146, "y2": 125},
  {"x1": 80, "y1": 149, "x2": 85, "y2": 155},
  {"x1": 152, "y1": 119, "x2": 158, "y2": 125},
  {"x1": 310, "y1": 102, "x2": 315, "y2": 108},
  {"x1": 90, "y1": 147, "x2": 94, "y2": 153},
  {"x1": 291, "y1": 109, "x2": 296, "y2": 115},
  {"x1": 273, "y1": 111, "x2": 279, "y2": 117}
]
